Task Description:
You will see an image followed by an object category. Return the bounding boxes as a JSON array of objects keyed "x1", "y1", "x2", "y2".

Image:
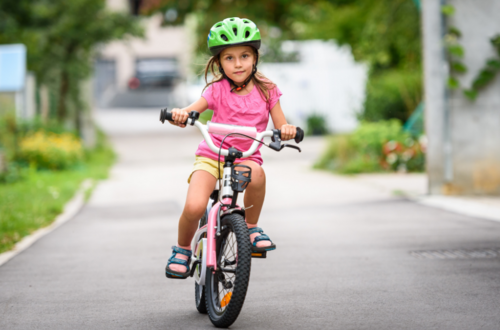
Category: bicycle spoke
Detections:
[{"x1": 214, "y1": 228, "x2": 239, "y2": 313}]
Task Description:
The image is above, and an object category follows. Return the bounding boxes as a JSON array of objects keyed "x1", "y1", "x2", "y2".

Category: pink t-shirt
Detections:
[{"x1": 196, "y1": 79, "x2": 282, "y2": 165}]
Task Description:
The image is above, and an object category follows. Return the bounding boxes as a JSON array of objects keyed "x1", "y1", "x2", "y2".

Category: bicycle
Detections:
[{"x1": 159, "y1": 109, "x2": 304, "y2": 328}]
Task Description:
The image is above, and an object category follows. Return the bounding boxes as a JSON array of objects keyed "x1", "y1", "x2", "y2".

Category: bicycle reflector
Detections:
[{"x1": 221, "y1": 292, "x2": 232, "y2": 308}]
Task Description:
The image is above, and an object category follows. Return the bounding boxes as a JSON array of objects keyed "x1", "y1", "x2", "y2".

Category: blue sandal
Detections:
[
  {"x1": 165, "y1": 246, "x2": 192, "y2": 279},
  {"x1": 249, "y1": 227, "x2": 276, "y2": 252}
]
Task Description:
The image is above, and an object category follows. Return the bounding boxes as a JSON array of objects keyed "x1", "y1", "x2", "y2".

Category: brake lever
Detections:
[
  {"x1": 267, "y1": 142, "x2": 302, "y2": 153},
  {"x1": 269, "y1": 130, "x2": 282, "y2": 151},
  {"x1": 283, "y1": 144, "x2": 301, "y2": 152}
]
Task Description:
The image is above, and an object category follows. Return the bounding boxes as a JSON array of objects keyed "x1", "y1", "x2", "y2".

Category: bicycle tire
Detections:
[
  {"x1": 195, "y1": 211, "x2": 208, "y2": 314},
  {"x1": 205, "y1": 213, "x2": 252, "y2": 328}
]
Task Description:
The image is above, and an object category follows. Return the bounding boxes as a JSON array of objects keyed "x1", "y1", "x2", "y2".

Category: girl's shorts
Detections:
[{"x1": 187, "y1": 156, "x2": 224, "y2": 183}]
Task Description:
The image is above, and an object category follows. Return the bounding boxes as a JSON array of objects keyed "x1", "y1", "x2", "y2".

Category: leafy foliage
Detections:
[
  {"x1": 0, "y1": 1, "x2": 144, "y2": 127},
  {"x1": 294, "y1": 0, "x2": 421, "y2": 72},
  {"x1": 18, "y1": 131, "x2": 83, "y2": 170},
  {"x1": 143, "y1": 0, "x2": 422, "y2": 122},
  {"x1": 306, "y1": 113, "x2": 329, "y2": 136},
  {"x1": 463, "y1": 35, "x2": 500, "y2": 100},
  {"x1": 442, "y1": 5, "x2": 500, "y2": 101},
  {"x1": 315, "y1": 120, "x2": 425, "y2": 174},
  {"x1": 141, "y1": 0, "x2": 304, "y2": 52},
  {"x1": 363, "y1": 69, "x2": 422, "y2": 122},
  {"x1": 293, "y1": 0, "x2": 422, "y2": 122},
  {"x1": 0, "y1": 131, "x2": 115, "y2": 253}
]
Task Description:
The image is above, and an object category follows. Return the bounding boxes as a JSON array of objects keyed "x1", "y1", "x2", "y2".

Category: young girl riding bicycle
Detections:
[{"x1": 166, "y1": 17, "x2": 298, "y2": 279}]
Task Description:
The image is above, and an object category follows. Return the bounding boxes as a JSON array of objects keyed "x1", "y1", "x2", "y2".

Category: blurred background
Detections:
[{"x1": 1, "y1": 0, "x2": 500, "y2": 252}]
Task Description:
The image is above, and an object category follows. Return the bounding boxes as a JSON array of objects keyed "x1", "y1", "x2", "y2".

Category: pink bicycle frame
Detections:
[{"x1": 188, "y1": 120, "x2": 273, "y2": 274}]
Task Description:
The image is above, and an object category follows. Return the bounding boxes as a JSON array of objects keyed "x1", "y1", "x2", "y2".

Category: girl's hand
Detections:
[
  {"x1": 169, "y1": 108, "x2": 189, "y2": 128},
  {"x1": 280, "y1": 124, "x2": 297, "y2": 141}
]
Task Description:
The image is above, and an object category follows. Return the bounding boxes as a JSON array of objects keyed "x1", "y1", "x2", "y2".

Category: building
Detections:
[
  {"x1": 423, "y1": 0, "x2": 500, "y2": 195},
  {"x1": 95, "y1": 0, "x2": 192, "y2": 107}
]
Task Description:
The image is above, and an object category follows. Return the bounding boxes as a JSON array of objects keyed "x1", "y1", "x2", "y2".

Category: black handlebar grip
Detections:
[
  {"x1": 277, "y1": 127, "x2": 304, "y2": 143},
  {"x1": 159, "y1": 108, "x2": 189, "y2": 125},
  {"x1": 294, "y1": 127, "x2": 304, "y2": 143},
  {"x1": 159, "y1": 108, "x2": 172, "y2": 124}
]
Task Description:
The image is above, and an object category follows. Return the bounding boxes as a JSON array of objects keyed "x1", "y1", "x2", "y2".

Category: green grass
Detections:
[{"x1": 0, "y1": 142, "x2": 115, "y2": 253}]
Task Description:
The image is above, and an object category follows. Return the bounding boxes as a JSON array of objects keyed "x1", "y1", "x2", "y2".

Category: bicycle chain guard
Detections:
[{"x1": 231, "y1": 165, "x2": 252, "y2": 192}]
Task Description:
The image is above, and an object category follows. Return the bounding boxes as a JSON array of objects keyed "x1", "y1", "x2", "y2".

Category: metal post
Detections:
[{"x1": 441, "y1": 0, "x2": 453, "y2": 183}]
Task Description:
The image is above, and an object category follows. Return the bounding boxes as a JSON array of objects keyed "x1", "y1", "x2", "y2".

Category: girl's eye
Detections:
[
  {"x1": 226, "y1": 56, "x2": 232, "y2": 60},
  {"x1": 242, "y1": 54, "x2": 248, "y2": 58}
]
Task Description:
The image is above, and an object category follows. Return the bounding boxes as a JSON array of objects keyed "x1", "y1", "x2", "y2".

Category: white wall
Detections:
[
  {"x1": 187, "y1": 40, "x2": 367, "y2": 133},
  {"x1": 260, "y1": 40, "x2": 367, "y2": 133},
  {"x1": 423, "y1": 0, "x2": 500, "y2": 195}
]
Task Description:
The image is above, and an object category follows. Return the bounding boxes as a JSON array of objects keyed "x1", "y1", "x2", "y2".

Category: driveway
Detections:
[{"x1": 1, "y1": 108, "x2": 499, "y2": 329}]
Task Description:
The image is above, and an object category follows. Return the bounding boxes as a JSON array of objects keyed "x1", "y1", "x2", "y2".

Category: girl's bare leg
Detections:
[
  {"x1": 238, "y1": 160, "x2": 271, "y2": 248},
  {"x1": 178, "y1": 170, "x2": 217, "y2": 247},
  {"x1": 238, "y1": 160, "x2": 266, "y2": 225},
  {"x1": 169, "y1": 170, "x2": 216, "y2": 274}
]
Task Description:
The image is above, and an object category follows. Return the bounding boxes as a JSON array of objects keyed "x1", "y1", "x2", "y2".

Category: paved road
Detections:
[{"x1": 1, "y1": 109, "x2": 500, "y2": 329}]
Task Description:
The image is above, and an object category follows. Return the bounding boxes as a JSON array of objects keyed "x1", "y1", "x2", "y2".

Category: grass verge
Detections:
[{"x1": 0, "y1": 137, "x2": 115, "y2": 254}]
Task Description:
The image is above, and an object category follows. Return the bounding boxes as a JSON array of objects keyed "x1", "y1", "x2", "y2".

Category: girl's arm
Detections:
[
  {"x1": 270, "y1": 100, "x2": 297, "y2": 141},
  {"x1": 170, "y1": 97, "x2": 209, "y2": 128}
]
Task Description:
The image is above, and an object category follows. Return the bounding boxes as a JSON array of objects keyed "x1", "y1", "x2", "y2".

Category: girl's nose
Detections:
[{"x1": 235, "y1": 58, "x2": 242, "y2": 67}]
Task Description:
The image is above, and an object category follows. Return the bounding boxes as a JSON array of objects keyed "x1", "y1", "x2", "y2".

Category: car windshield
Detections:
[{"x1": 136, "y1": 58, "x2": 178, "y2": 76}]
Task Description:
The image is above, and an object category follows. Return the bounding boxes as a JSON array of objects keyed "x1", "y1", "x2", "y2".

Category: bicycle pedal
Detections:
[
  {"x1": 165, "y1": 273, "x2": 188, "y2": 279},
  {"x1": 251, "y1": 251, "x2": 267, "y2": 259}
]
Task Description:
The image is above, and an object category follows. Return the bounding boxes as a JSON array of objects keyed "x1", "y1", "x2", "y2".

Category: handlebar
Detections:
[{"x1": 159, "y1": 108, "x2": 304, "y2": 144}]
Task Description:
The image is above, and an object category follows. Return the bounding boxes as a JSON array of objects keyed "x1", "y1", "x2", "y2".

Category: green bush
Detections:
[
  {"x1": 306, "y1": 113, "x2": 329, "y2": 136},
  {"x1": 0, "y1": 128, "x2": 116, "y2": 253},
  {"x1": 0, "y1": 161, "x2": 27, "y2": 184},
  {"x1": 17, "y1": 131, "x2": 83, "y2": 170},
  {"x1": 315, "y1": 120, "x2": 425, "y2": 174},
  {"x1": 199, "y1": 109, "x2": 213, "y2": 124},
  {"x1": 361, "y1": 69, "x2": 422, "y2": 122}
]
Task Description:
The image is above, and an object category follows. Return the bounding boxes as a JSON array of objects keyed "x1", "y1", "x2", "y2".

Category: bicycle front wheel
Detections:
[
  {"x1": 195, "y1": 211, "x2": 208, "y2": 314},
  {"x1": 205, "y1": 213, "x2": 252, "y2": 328}
]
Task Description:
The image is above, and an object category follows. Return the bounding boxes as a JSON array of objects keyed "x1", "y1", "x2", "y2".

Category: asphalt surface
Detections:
[{"x1": 1, "y1": 109, "x2": 500, "y2": 329}]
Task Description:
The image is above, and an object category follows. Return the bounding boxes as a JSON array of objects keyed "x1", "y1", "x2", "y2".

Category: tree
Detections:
[
  {"x1": 140, "y1": 0, "x2": 308, "y2": 54},
  {"x1": 0, "y1": 0, "x2": 144, "y2": 130},
  {"x1": 140, "y1": 0, "x2": 422, "y2": 122},
  {"x1": 294, "y1": 0, "x2": 422, "y2": 122}
]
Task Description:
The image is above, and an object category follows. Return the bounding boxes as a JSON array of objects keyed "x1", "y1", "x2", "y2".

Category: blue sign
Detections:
[{"x1": 0, "y1": 44, "x2": 27, "y2": 92}]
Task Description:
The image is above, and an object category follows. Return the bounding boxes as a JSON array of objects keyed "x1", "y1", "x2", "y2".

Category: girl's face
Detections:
[{"x1": 219, "y1": 46, "x2": 256, "y2": 84}]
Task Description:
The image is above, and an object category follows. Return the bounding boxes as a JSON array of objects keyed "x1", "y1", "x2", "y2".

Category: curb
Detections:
[
  {"x1": 351, "y1": 175, "x2": 500, "y2": 224},
  {"x1": 0, "y1": 179, "x2": 93, "y2": 267},
  {"x1": 412, "y1": 195, "x2": 500, "y2": 223}
]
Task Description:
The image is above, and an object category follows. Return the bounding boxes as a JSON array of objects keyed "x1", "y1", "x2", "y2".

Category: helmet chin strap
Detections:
[{"x1": 218, "y1": 53, "x2": 259, "y2": 92}]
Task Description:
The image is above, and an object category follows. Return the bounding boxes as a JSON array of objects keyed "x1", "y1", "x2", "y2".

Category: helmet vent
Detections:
[
  {"x1": 216, "y1": 24, "x2": 222, "y2": 28},
  {"x1": 230, "y1": 18, "x2": 235, "y2": 21},
  {"x1": 245, "y1": 31, "x2": 250, "y2": 38},
  {"x1": 244, "y1": 20, "x2": 249, "y2": 23},
  {"x1": 233, "y1": 28, "x2": 237, "y2": 36},
  {"x1": 221, "y1": 34, "x2": 228, "y2": 41}
]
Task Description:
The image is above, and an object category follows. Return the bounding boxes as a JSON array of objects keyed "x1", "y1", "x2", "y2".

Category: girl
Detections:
[{"x1": 165, "y1": 17, "x2": 297, "y2": 279}]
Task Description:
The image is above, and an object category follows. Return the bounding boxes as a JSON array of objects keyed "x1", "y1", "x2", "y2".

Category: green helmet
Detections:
[{"x1": 207, "y1": 17, "x2": 261, "y2": 56}]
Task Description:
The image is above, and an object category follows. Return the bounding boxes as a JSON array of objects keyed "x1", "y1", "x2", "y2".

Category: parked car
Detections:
[{"x1": 128, "y1": 58, "x2": 179, "y2": 89}]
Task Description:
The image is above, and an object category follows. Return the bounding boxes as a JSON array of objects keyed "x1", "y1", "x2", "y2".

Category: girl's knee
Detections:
[
  {"x1": 246, "y1": 163, "x2": 265, "y2": 188},
  {"x1": 183, "y1": 201, "x2": 206, "y2": 221}
]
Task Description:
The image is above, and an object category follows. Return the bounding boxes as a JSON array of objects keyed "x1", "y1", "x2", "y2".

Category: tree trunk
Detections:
[
  {"x1": 40, "y1": 85, "x2": 50, "y2": 122},
  {"x1": 74, "y1": 103, "x2": 81, "y2": 136},
  {"x1": 57, "y1": 71, "x2": 69, "y2": 122}
]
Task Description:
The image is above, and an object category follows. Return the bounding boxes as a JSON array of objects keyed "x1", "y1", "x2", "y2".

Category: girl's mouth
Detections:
[{"x1": 234, "y1": 71, "x2": 245, "y2": 75}]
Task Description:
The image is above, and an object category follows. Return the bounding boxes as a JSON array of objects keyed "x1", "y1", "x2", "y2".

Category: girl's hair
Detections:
[{"x1": 202, "y1": 48, "x2": 275, "y2": 103}]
